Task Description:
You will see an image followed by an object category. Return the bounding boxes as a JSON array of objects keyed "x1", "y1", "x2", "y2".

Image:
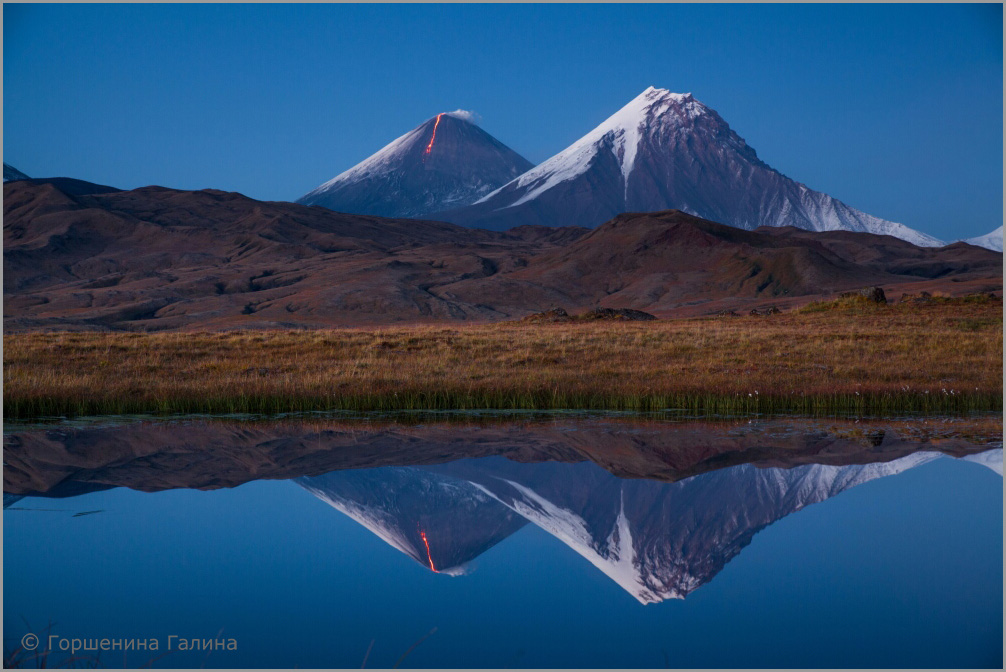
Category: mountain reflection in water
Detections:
[
  {"x1": 4, "y1": 414, "x2": 1002, "y2": 605},
  {"x1": 298, "y1": 448, "x2": 1002, "y2": 604},
  {"x1": 3, "y1": 414, "x2": 1002, "y2": 668}
]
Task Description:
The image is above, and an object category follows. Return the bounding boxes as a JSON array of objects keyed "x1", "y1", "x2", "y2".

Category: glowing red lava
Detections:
[
  {"x1": 419, "y1": 531, "x2": 437, "y2": 572},
  {"x1": 424, "y1": 113, "x2": 444, "y2": 157}
]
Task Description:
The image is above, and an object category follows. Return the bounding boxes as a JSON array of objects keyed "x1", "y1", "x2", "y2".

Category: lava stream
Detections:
[
  {"x1": 419, "y1": 531, "x2": 437, "y2": 572},
  {"x1": 424, "y1": 114, "x2": 444, "y2": 157}
]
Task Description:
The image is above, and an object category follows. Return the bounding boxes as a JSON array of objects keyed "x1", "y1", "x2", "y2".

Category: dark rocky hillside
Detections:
[{"x1": 3, "y1": 179, "x2": 1001, "y2": 331}]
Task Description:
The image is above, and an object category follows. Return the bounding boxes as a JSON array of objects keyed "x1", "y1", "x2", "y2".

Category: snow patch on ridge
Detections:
[
  {"x1": 746, "y1": 185, "x2": 946, "y2": 247},
  {"x1": 959, "y1": 448, "x2": 1004, "y2": 476},
  {"x1": 963, "y1": 226, "x2": 1004, "y2": 252}
]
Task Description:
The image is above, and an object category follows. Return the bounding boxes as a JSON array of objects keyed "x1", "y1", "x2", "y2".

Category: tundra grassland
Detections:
[{"x1": 4, "y1": 296, "x2": 1002, "y2": 419}]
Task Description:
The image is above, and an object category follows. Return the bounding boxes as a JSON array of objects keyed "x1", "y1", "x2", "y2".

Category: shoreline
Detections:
[{"x1": 4, "y1": 392, "x2": 1003, "y2": 421}]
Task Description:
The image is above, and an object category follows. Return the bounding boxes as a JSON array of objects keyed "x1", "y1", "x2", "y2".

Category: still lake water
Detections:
[{"x1": 3, "y1": 414, "x2": 1003, "y2": 668}]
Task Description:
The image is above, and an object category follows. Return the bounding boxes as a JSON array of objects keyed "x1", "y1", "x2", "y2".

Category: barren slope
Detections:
[{"x1": 4, "y1": 180, "x2": 1000, "y2": 331}]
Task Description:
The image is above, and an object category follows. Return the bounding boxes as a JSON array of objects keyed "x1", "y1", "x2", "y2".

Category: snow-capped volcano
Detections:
[
  {"x1": 438, "y1": 87, "x2": 943, "y2": 247},
  {"x1": 297, "y1": 466, "x2": 527, "y2": 575},
  {"x1": 431, "y1": 453, "x2": 950, "y2": 604},
  {"x1": 297, "y1": 112, "x2": 533, "y2": 218},
  {"x1": 964, "y1": 226, "x2": 1003, "y2": 252}
]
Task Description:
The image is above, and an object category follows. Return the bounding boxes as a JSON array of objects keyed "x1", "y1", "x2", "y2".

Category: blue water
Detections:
[{"x1": 4, "y1": 449, "x2": 1002, "y2": 668}]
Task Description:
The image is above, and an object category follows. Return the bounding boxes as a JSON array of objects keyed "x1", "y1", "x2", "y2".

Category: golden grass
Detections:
[{"x1": 4, "y1": 298, "x2": 1002, "y2": 418}]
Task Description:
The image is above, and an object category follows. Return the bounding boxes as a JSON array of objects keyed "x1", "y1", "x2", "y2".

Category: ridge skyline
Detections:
[{"x1": 6, "y1": 4, "x2": 1000, "y2": 243}]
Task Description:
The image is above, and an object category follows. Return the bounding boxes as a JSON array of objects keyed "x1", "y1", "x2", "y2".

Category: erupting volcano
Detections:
[
  {"x1": 297, "y1": 111, "x2": 533, "y2": 218},
  {"x1": 296, "y1": 466, "x2": 528, "y2": 576}
]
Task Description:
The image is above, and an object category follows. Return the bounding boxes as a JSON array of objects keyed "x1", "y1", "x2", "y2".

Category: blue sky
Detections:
[{"x1": 4, "y1": 3, "x2": 1002, "y2": 240}]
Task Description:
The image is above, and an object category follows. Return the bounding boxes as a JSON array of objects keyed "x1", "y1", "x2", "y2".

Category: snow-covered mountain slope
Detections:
[
  {"x1": 436, "y1": 453, "x2": 948, "y2": 604},
  {"x1": 438, "y1": 87, "x2": 943, "y2": 247},
  {"x1": 297, "y1": 466, "x2": 526, "y2": 575},
  {"x1": 963, "y1": 226, "x2": 1003, "y2": 252},
  {"x1": 3, "y1": 163, "x2": 29, "y2": 182},
  {"x1": 960, "y1": 448, "x2": 1003, "y2": 476},
  {"x1": 297, "y1": 112, "x2": 533, "y2": 218}
]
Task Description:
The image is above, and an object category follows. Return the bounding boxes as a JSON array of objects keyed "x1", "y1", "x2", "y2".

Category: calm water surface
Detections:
[{"x1": 3, "y1": 415, "x2": 1003, "y2": 668}]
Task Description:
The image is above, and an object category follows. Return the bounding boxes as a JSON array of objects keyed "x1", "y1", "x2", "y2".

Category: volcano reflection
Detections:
[
  {"x1": 298, "y1": 448, "x2": 1002, "y2": 604},
  {"x1": 299, "y1": 467, "x2": 526, "y2": 575}
]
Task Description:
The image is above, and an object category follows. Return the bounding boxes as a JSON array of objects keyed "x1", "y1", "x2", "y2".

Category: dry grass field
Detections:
[{"x1": 4, "y1": 296, "x2": 1002, "y2": 418}]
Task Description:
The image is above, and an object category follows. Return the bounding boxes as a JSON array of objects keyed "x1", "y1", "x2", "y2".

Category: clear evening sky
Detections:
[{"x1": 4, "y1": 3, "x2": 1002, "y2": 241}]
